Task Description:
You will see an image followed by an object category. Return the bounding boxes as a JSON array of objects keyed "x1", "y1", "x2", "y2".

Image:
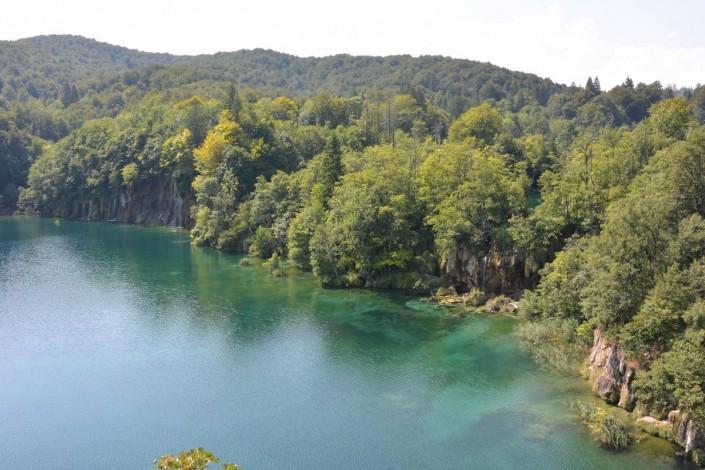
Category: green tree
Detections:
[
  {"x1": 448, "y1": 103, "x2": 504, "y2": 145},
  {"x1": 153, "y1": 448, "x2": 239, "y2": 470},
  {"x1": 310, "y1": 140, "x2": 428, "y2": 287},
  {"x1": 419, "y1": 143, "x2": 526, "y2": 259},
  {"x1": 649, "y1": 97, "x2": 692, "y2": 140}
]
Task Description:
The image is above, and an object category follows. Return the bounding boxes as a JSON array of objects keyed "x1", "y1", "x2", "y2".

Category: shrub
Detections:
[
  {"x1": 635, "y1": 417, "x2": 673, "y2": 441},
  {"x1": 573, "y1": 401, "x2": 632, "y2": 450}
]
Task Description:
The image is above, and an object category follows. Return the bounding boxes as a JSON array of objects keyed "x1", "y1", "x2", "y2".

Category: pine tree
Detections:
[{"x1": 318, "y1": 134, "x2": 343, "y2": 201}]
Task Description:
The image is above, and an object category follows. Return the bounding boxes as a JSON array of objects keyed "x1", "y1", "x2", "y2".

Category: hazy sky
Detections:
[{"x1": 2, "y1": 0, "x2": 703, "y2": 88}]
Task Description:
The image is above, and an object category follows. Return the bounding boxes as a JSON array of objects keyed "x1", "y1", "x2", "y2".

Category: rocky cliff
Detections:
[
  {"x1": 588, "y1": 328, "x2": 705, "y2": 464},
  {"x1": 587, "y1": 328, "x2": 637, "y2": 410},
  {"x1": 442, "y1": 242, "x2": 530, "y2": 295},
  {"x1": 53, "y1": 178, "x2": 192, "y2": 227}
]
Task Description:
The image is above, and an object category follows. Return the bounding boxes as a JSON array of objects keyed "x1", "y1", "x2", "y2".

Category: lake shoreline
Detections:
[{"x1": 0, "y1": 215, "x2": 689, "y2": 468}]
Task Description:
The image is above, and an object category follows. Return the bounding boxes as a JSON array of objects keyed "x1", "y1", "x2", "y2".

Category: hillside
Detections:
[
  {"x1": 0, "y1": 35, "x2": 181, "y2": 100},
  {"x1": 0, "y1": 35, "x2": 562, "y2": 110},
  {"x1": 0, "y1": 34, "x2": 569, "y2": 212}
]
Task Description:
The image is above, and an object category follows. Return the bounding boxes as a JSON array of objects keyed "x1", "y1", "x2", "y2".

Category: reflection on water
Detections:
[{"x1": 0, "y1": 217, "x2": 682, "y2": 469}]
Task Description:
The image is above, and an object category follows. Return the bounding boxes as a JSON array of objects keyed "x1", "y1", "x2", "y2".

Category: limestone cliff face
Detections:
[
  {"x1": 587, "y1": 328, "x2": 637, "y2": 410},
  {"x1": 442, "y1": 242, "x2": 529, "y2": 295},
  {"x1": 68, "y1": 178, "x2": 192, "y2": 227}
]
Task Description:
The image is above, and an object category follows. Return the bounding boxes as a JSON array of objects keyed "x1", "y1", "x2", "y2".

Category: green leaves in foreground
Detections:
[{"x1": 153, "y1": 448, "x2": 239, "y2": 470}]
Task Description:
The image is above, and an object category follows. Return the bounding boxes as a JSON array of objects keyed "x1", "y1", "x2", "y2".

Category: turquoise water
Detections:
[{"x1": 0, "y1": 217, "x2": 682, "y2": 469}]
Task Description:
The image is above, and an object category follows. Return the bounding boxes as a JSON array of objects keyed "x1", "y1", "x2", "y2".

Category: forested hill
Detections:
[
  {"x1": 0, "y1": 34, "x2": 565, "y2": 213},
  {"x1": 0, "y1": 35, "x2": 561, "y2": 110},
  {"x1": 0, "y1": 35, "x2": 180, "y2": 94}
]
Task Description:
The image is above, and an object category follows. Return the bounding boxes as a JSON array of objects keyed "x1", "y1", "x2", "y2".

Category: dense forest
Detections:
[
  {"x1": 0, "y1": 34, "x2": 560, "y2": 212},
  {"x1": 5, "y1": 35, "x2": 705, "y2": 464}
]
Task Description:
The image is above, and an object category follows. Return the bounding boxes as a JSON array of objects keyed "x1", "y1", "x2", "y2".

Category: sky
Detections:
[{"x1": 1, "y1": 0, "x2": 703, "y2": 88}]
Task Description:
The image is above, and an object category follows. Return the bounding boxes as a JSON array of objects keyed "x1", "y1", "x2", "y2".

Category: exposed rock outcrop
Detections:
[
  {"x1": 636, "y1": 415, "x2": 672, "y2": 436},
  {"x1": 669, "y1": 411, "x2": 705, "y2": 457},
  {"x1": 587, "y1": 328, "x2": 637, "y2": 410},
  {"x1": 69, "y1": 178, "x2": 192, "y2": 227},
  {"x1": 442, "y1": 242, "x2": 529, "y2": 295}
]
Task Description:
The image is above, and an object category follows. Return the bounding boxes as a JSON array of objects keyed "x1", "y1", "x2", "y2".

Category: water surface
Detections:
[{"x1": 0, "y1": 217, "x2": 681, "y2": 469}]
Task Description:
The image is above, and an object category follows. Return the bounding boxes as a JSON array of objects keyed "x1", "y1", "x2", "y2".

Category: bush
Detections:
[
  {"x1": 573, "y1": 401, "x2": 633, "y2": 450},
  {"x1": 634, "y1": 329, "x2": 705, "y2": 422}
]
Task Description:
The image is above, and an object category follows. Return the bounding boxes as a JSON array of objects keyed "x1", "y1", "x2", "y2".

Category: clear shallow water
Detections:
[{"x1": 0, "y1": 216, "x2": 682, "y2": 469}]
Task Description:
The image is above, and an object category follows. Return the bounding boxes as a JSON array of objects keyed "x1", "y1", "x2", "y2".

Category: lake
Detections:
[{"x1": 0, "y1": 216, "x2": 682, "y2": 469}]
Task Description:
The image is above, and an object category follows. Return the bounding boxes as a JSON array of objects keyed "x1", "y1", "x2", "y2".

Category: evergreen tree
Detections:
[
  {"x1": 585, "y1": 77, "x2": 598, "y2": 97},
  {"x1": 318, "y1": 134, "x2": 343, "y2": 197}
]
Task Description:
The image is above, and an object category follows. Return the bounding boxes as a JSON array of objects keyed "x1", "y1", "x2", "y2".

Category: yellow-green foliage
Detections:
[
  {"x1": 194, "y1": 111, "x2": 241, "y2": 175},
  {"x1": 153, "y1": 448, "x2": 239, "y2": 470},
  {"x1": 448, "y1": 102, "x2": 504, "y2": 145},
  {"x1": 120, "y1": 162, "x2": 138, "y2": 186}
]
